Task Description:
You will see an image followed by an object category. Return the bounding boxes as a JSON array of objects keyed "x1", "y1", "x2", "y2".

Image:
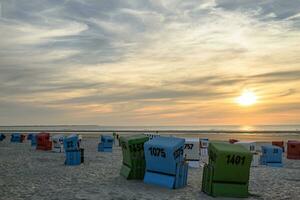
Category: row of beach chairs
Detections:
[
  {"x1": 1, "y1": 132, "x2": 300, "y2": 198},
  {"x1": 1, "y1": 132, "x2": 84, "y2": 165},
  {"x1": 118, "y1": 134, "x2": 300, "y2": 198}
]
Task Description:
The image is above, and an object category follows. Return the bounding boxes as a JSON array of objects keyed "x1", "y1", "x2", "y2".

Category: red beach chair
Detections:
[
  {"x1": 229, "y1": 139, "x2": 239, "y2": 144},
  {"x1": 36, "y1": 132, "x2": 52, "y2": 151},
  {"x1": 287, "y1": 140, "x2": 300, "y2": 160}
]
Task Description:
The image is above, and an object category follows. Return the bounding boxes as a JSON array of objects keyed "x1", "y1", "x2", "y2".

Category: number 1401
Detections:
[{"x1": 226, "y1": 155, "x2": 246, "y2": 165}]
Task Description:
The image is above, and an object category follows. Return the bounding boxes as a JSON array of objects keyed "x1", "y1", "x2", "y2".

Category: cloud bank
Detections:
[{"x1": 0, "y1": 0, "x2": 300, "y2": 125}]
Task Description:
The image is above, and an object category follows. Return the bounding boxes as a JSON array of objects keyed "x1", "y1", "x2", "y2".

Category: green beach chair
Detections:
[
  {"x1": 120, "y1": 135, "x2": 149, "y2": 179},
  {"x1": 202, "y1": 142, "x2": 252, "y2": 198}
]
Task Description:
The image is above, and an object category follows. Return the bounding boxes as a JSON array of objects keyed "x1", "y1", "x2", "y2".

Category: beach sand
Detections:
[{"x1": 0, "y1": 137, "x2": 300, "y2": 200}]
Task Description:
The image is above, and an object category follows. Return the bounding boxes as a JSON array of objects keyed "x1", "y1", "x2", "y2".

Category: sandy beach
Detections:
[
  {"x1": 0, "y1": 136, "x2": 299, "y2": 200},
  {"x1": 1, "y1": 0, "x2": 300, "y2": 199}
]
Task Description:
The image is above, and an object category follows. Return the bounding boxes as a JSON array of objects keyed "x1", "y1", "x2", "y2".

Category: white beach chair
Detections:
[
  {"x1": 235, "y1": 141, "x2": 259, "y2": 167},
  {"x1": 251, "y1": 153, "x2": 260, "y2": 167},
  {"x1": 52, "y1": 134, "x2": 64, "y2": 153},
  {"x1": 199, "y1": 139, "x2": 209, "y2": 166},
  {"x1": 184, "y1": 138, "x2": 200, "y2": 168},
  {"x1": 235, "y1": 141, "x2": 256, "y2": 153}
]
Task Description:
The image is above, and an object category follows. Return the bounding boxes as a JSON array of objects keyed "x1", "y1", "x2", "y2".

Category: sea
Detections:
[{"x1": 0, "y1": 125, "x2": 299, "y2": 133}]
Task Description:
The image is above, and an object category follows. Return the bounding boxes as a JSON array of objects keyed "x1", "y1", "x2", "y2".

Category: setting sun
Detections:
[{"x1": 236, "y1": 90, "x2": 257, "y2": 106}]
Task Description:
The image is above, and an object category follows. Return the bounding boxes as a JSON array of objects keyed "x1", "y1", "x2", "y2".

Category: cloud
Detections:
[
  {"x1": 216, "y1": 0, "x2": 300, "y2": 20},
  {"x1": 286, "y1": 13, "x2": 300, "y2": 20},
  {"x1": 179, "y1": 70, "x2": 300, "y2": 87},
  {"x1": 259, "y1": 102, "x2": 300, "y2": 113},
  {"x1": 0, "y1": 0, "x2": 300, "y2": 125},
  {"x1": 251, "y1": 70, "x2": 300, "y2": 82},
  {"x1": 54, "y1": 87, "x2": 230, "y2": 105}
]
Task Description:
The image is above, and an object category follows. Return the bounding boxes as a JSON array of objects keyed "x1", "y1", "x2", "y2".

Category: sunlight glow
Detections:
[{"x1": 236, "y1": 90, "x2": 257, "y2": 106}]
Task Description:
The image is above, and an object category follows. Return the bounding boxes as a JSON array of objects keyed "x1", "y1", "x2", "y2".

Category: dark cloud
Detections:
[
  {"x1": 54, "y1": 88, "x2": 230, "y2": 105},
  {"x1": 178, "y1": 70, "x2": 300, "y2": 87},
  {"x1": 251, "y1": 70, "x2": 300, "y2": 82},
  {"x1": 0, "y1": 100, "x2": 68, "y2": 124},
  {"x1": 278, "y1": 89, "x2": 297, "y2": 97},
  {"x1": 0, "y1": 65, "x2": 105, "y2": 95},
  {"x1": 216, "y1": 0, "x2": 300, "y2": 20},
  {"x1": 0, "y1": 0, "x2": 147, "y2": 65},
  {"x1": 180, "y1": 75, "x2": 246, "y2": 86},
  {"x1": 260, "y1": 102, "x2": 300, "y2": 113}
]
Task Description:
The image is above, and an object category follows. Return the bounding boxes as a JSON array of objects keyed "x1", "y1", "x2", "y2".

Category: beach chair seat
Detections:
[
  {"x1": 120, "y1": 135, "x2": 149, "y2": 180},
  {"x1": 143, "y1": 137, "x2": 188, "y2": 189},
  {"x1": 98, "y1": 144, "x2": 113, "y2": 152},
  {"x1": 36, "y1": 132, "x2": 52, "y2": 151},
  {"x1": 10, "y1": 133, "x2": 22, "y2": 143},
  {"x1": 235, "y1": 141, "x2": 256, "y2": 153},
  {"x1": 184, "y1": 138, "x2": 200, "y2": 168},
  {"x1": 260, "y1": 145, "x2": 283, "y2": 167},
  {"x1": 64, "y1": 134, "x2": 84, "y2": 166},
  {"x1": 31, "y1": 135, "x2": 37, "y2": 147},
  {"x1": 65, "y1": 150, "x2": 81, "y2": 165},
  {"x1": 251, "y1": 153, "x2": 260, "y2": 167},
  {"x1": 52, "y1": 134, "x2": 65, "y2": 153},
  {"x1": 287, "y1": 140, "x2": 300, "y2": 160},
  {"x1": 27, "y1": 133, "x2": 33, "y2": 141},
  {"x1": 0, "y1": 133, "x2": 5, "y2": 141},
  {"x1": 144, "y1": 161, "x2": 188, "y2": 189},
  {"x1": 28, "y1": 134, "x2": 37, "y2": 147},
  {"x1": 234, "y1": 141, "x2": 258, "y2": 167},
  {"x1": 64, "y1": 134, "x2": 79, "y2": 151},
  {"x1": 199, "y1": 139, "x2": 209, "y2": 165},
  {"x1": 98, "y1": 135, "x2": 113, "y2": 152},
  {"x1": 200, "y1": 138, "x2": 209, "y2": 148},
  {"x1": 202, "y1": 142, "x2": 252, "y2": 198},
  {"x1": 272, "y1": 141, "x2": 285, "y2": 152}
]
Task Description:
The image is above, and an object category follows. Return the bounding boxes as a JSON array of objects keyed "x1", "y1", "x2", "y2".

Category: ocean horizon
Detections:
[{"x1": 0, "y1": 124, "x2": 299, "y2": 133}]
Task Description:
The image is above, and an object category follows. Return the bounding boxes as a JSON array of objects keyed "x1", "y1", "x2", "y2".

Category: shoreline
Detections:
[
  {"x1": 1, "y1": 131, "x2": 300, "y2": 142},
  {"x1": 1, "y1": 129, "x2": 300, "y2": 134}
]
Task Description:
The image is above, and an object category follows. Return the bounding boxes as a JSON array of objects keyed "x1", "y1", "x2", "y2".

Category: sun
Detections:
[{"x1": 236, "y1": 90, "x2": 257, "y2": 106}]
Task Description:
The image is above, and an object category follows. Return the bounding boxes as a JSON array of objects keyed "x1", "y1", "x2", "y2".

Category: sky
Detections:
[{"x1": 0, "y1": 0, "x2": 300, "y2": 126}]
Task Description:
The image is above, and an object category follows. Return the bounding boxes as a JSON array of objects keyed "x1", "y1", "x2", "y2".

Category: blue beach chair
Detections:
[
  {"x1": 10, "y1": 133, "x2": 22, "y2": 143},
  {"x1": 143, "y1": 136, "x2": 188, "y2": 189},
  {"x1": 260, "y1": 145, "x2": 283, "y2": 167},
  {"x1": 98, "y1": 135, "x2": 113, "y2": 152},
  {"x1": 64, "y1": 134, "x2": 84, "y2": 166},
  {"x1": 27, "y1": 133, "x2": 34, "y2": 141},
  {"x1": 0, "y1": 133, "x2": 5, "y2": 141},
  {"x1": 28, "y1": 134, "x2": 37, "y2": 147}
]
